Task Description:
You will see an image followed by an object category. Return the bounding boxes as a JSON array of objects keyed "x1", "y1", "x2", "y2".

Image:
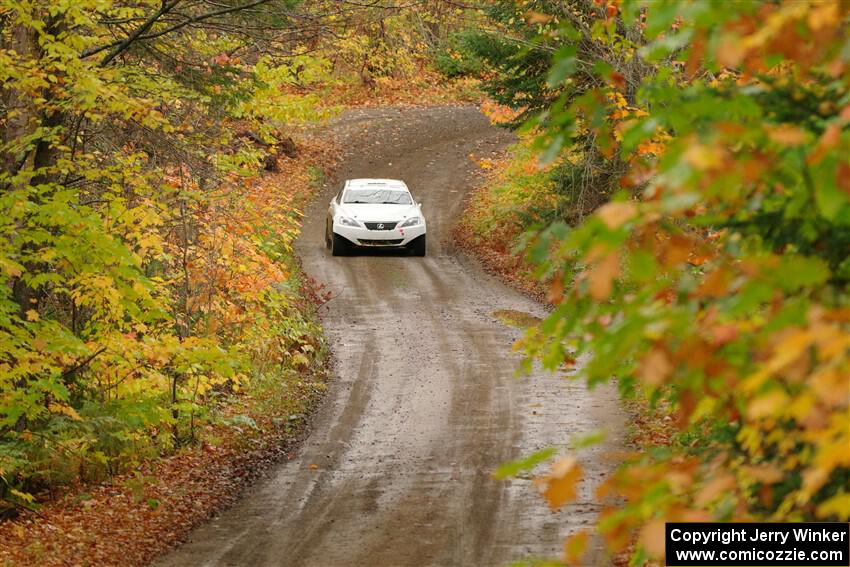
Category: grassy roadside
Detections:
[{"x1": 454, "y1": 128, "x2": 556, "y2": 302}]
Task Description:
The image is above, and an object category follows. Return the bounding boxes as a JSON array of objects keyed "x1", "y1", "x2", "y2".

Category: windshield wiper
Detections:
[{"x1": 380, "y1": 201, "x2": 405, "y2": 204}]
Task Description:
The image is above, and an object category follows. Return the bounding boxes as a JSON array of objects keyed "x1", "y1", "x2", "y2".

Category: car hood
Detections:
[{"x1": 339, "y1": 203, "x2": 420, "y2": 221}]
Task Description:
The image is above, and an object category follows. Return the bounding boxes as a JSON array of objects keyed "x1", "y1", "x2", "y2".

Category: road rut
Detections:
[{"x1": 157, "y1": 106, "x2": 623, "y2": 567}]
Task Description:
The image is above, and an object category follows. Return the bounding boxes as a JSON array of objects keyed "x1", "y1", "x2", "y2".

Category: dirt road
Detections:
[{"x1": 157, "y1": 106, "x2": 623, "y2": 567}]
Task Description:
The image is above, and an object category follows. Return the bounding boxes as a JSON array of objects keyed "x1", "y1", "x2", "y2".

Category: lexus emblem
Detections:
[{"x1": 376, "y1": 223, "x2": 384, "y2": 229}]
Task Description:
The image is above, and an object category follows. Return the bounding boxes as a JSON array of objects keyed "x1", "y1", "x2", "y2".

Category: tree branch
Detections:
[
  {"x1": 100, "y1": 0, "x2": 275, "y2": 64},
  {"x1": 84, "y1": 0, "x2": 182, "y2": 66}
]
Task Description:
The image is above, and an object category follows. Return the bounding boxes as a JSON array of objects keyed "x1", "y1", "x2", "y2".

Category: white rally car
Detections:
[{"x1": 326, "y1": 178, "x2": 427, "y2": 256}]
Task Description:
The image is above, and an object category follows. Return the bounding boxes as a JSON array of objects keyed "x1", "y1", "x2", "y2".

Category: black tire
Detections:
[
  {"x1": 331, "y1": 232, "x2": 350, "y2": 256},
  {"x1": 409, "y1": 234, "x2": 426, "y2": 257}
]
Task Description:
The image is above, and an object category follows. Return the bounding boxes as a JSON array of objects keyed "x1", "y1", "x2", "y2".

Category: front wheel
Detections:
[
  {"x1": 331, "y1": 232, "x2": 350, "y2": 256},
  {"x1": 409, "y1": 235, "x2": 426, "y2": 257}
]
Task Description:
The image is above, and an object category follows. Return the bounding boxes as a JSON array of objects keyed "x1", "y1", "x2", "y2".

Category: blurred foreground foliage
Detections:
[{"x1": 471, "y1": 0, "x2": 849, "y2": 563}]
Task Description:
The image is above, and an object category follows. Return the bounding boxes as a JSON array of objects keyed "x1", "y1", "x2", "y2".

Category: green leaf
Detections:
[
  {"x1": 494, "y1": 447, "x2": 556, "y2": 480},
  {"x1": 546, "y1": 45, "x2": 577, "y2": 87}
]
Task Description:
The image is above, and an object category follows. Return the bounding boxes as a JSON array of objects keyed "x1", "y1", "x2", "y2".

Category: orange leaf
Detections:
[
  {"x1": 695, "y1": 473, "x2": 735, "y2": 506},
  {"x1": 717, "y1": 35, "x2": 745, "y2": 67},
  {"x1": 534, "y1": 456, "x2": 582, "y2": 511},
  {"x1": 639, "y1": 519, "x2": 667, "y2": 559},
  {"x1": 638, "y1": 347, "x2": 674, "y2": 387},
  {"x1": 548, "y1": 274, "x2": 565, "y2": 304},
  {"x1": 662, "y1": 234, "x2": 693, "y2": 266},
  {"x1": 696, "y1": 267, "x2": 731, "y2": 298},
  {"x1": 587, "y1": 252, "x2": 620, "y2": 301},
  {"x1": 524, "y1": 10, "x2": 553, "y2": 24},
  {"x1": 808, "y1": 123, "x2": 841, "y2": 164},
  {"x1": 742, "y1": 465, "x2": 784, "y2": 484},
  {"x1": 563, "y1": 531, "x2": 589, "y2": 565},
  {"x1": 710, "y1": 324, "x2": 738, "y2": 346},
  {"x1": 766, "y1": 124, "x2": 808, "y2": 146},
  {"x1": 611, "y1": 71, "x2": 626, "y2": 90},
  {"x1": 597, "y1": 201, "x2": 637, "y2": 229}
]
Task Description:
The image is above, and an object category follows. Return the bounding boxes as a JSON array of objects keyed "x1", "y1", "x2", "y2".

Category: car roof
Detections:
[{"x1": 346, "y1": 178, "x2": 409, "y2": 192}]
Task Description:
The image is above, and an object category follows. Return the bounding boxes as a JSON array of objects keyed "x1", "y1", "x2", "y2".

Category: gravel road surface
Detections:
[{"x1": 157, "y1": 106, "x2": 623, "y2": 567}]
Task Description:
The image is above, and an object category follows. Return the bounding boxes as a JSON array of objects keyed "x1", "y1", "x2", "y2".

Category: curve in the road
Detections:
[{"x1": 156, "y1": 106, "x2": 624, "y2": 567}]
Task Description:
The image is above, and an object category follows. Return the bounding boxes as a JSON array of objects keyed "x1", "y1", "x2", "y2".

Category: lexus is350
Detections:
[{"x1": 326, "y1": 178, "x2": 426, "y2": 256}]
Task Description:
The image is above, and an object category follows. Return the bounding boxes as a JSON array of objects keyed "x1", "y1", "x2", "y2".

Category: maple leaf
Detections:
[
  {"x1": 586, "y1": 252, "x2": 620, "y2": 301},
  {"x1": 534, "y1": 456, "x2": 582, "y2": 511}
]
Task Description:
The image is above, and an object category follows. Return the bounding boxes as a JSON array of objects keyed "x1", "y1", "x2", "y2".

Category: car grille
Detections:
[
  {"x1": 364, "y1": 221, "x2": 397, "y2": 230},
  {"x1": 358, "y1": 239, "x2": 403, "y2": 246}
]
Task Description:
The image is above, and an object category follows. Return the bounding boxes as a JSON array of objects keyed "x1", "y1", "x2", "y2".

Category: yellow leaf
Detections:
[
  {"x1": 684, "y1": 142, "x2": 725, "y2": 170},
  {"x1": 534, "y1": 456, "x2": 582, "y2": 511},
  {"x1": 808, "y1": 1, "x2": 840, "y2": 31},
  {"x1": 748, "y1": 390, "x2": 790, "y2": 420},
  {"x1": 1, "y1": 259, "x2": 22, "y2": 277},
  {"x1": 292, "y1": 352, "x2": 310, "y2": 367},
  {"x1": 49, "y1": 403, "x2": 82, "y2": 420},
  {"x1": 11, "y1": 523, "x2": 25, "y2": 538},
  {"x1": 476, "y1": 158, "x2": 494, "y2": 170},
  {"x1": 10, "y1": 489, "x2": 34, "y2": 504},
  {"x1": 25, "y1": 309, "x2": 39, "y2": 321},
  {"x1": 817, "y1": 491, "x2": 850, "y2": 520}
]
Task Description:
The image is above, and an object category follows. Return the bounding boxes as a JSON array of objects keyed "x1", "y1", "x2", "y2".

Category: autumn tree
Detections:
[
  {"x1": 0, "y1": 0, "x2": 336, "y2": 508},
  {"x1": 461, "y1": 0, "x2": 655, "y2": 222},
  {"x1": 509, "y1": 0, "x2": 849, "y2": 563}
]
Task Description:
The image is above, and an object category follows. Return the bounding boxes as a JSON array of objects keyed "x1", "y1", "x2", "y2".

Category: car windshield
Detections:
[{"x1": 344, "y1": 189, "x2": 412, "y2": 205}]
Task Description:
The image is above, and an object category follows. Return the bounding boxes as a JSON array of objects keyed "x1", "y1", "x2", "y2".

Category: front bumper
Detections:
[{"x1": 333, "y1": 221, "x2": 426, "y2": 247}]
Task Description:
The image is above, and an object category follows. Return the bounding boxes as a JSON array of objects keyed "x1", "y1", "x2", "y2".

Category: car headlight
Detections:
[
  {"x1": 338, "y1": 216, "x2": 360, "y2": 227},
  {"x1": 398, "y1": 216, "x2": 420, "y2": 228}
]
